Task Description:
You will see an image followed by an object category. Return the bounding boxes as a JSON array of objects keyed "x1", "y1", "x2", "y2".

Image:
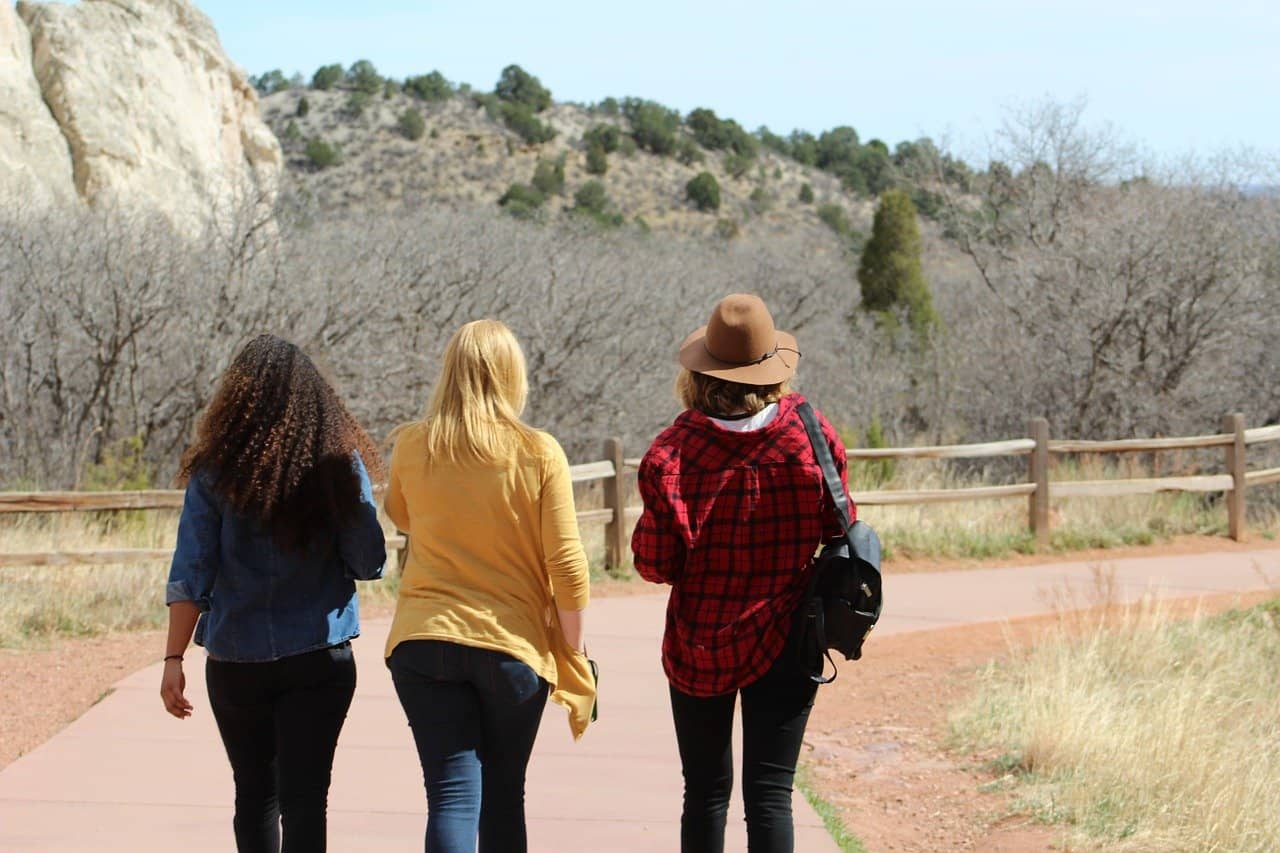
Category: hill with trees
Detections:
[{"x1": 252, "y1": 60, "x2": 972, "y2": 252}]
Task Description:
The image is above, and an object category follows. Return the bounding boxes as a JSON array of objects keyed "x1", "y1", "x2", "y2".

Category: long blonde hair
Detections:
[{"x1": 400, "y1": 320, "x2": 540, "y2": 464}]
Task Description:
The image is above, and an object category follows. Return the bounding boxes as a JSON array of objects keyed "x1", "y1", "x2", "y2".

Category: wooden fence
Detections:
[{"x1": 3, "y1": 418, "x2": 1279, "y2": 569}]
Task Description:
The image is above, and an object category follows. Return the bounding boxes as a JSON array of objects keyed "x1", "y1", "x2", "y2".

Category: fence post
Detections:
[
  {"x1": 1029, "y1": 417, "x2": 1050, "y2": 548},
  {"x1": 603, "y1": 437, "x2": 626, "y2": 573},
  {"x1": 1223, "y1": 412, "x2": 1246, "y2": 542}
]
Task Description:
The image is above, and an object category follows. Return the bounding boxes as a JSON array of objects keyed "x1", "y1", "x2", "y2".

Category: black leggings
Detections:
[
  {"x1": 668, "y1": 632, "x2": 818, "y2": 853},
  {"x1": 205, "y1": 643, "x2": 357, "y2": 853}
]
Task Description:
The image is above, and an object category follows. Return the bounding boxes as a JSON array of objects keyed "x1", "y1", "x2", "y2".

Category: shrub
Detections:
[
  {"x1": 686, "y1": 107, "x2": 758, "y2": 159},
  {"x1": 311, "y1": 63, "x2": 344, "y2": 91},
  {"x1": 816, "y1": 126, "x2": 860, "y2": 172},
  {"x1": 574, "y1": 180, "x2": 608, "y2": 214},
  {"x1": 585, "y1": 142, "x2": 608, "y2": 175},
  {"x1": 571, "y1": 181, "x2": 624, "y2": 227},
  {"x1": 749, "y1": 186, "x2": 773, "y2": 214},
  {"x1": 788, "y1": 130, "x2": 818, "y2": 166},
  {"x1": 382, "y1": 79, "x2": 399, "y2": 99},
  {"x1": 250, "y1": 69, "x2": 289, "y2": 96},
  {"x1": 798, "y1": 183, "x2": 814, "y2": 204},
  {"x1": 305, "y1": 137, "x2": 341, "y2": 169},
  {"x1": 494, "y1": 64, "x2": 551, "y2": 112},
  {"x1": 686, "y1": 172, "x2": 721, "y2": 212},
  {"x1": 500, "y1": 101, "x2": 556, "y2": 145},
  {"x1": 346, "y1": 59, "x2": 382, "y2": 95},
  {"x1": 398, "y1": 108, "x2": 426, "y2": 141},
  {"x1": 854, "y1": 416, "x2": 895, "y2": 485},
  {"x1": 531, "y1": 155, "x2": 566, "y2": 196},
  {"x1": 583, "y1": 124, "x2": 621, "y2": 153},
  {"x1": 715, "y1": 218, "x2": 740, "y2": 240},
  {"x1": 817, "y1": 203, "x2": 852, "y2": 236},
  {"x1": 342, "y1": 91, "x2": 371, "y2": 119},
  {"x1": 723, "y1": 152, "x2": 753, "y2": 179},
  {"x1": 497, "y1": 183, "x2": 546, "y2": 220},
  {"x1": 622, "y1": 98, "x2": 680, "y2": 156},
  {"x1": 756, "y1": 125, "x2": 790, "y2": 157},
  {"x1": 405, "y1": 71, "x2": 453, "y2": 102},
  {"x1": 295, "y1": 96, "x2": 310, "y2": 117},
  {"x1": 282, "y1": 119, "x2": 302, "y2": 144},
  {"x1": 618, "y1": 135, "x2": 638, "y2": 156},
  {"x1": 676, "y1": 137, "x2": 704, "y2": 166},
  {"x1": 82, "y1": 435, "x2": 153, "y2": 491}
]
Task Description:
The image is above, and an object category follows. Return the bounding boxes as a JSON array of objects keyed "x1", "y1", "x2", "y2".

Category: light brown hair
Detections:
[{"x1": 676, "y1": 369, "x2": 790, "y2": 417}]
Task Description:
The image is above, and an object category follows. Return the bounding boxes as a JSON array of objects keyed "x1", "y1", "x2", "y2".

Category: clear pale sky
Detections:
[{"x1": 131, "y1": 1, "x2": 1280, "y2": 159}]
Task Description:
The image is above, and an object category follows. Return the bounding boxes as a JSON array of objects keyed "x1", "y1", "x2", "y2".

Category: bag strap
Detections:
[{"x1": 796, "y1": 401, "x2": 852, "y2": 535}]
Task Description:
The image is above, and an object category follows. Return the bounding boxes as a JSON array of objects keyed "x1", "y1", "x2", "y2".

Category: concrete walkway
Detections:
[{"x1": 1, "y1": 547, "x2": 1277, "y2": 851}]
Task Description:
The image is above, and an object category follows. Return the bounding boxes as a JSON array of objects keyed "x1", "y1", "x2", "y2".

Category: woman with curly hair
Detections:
[
  {"x1": 383, "y1": 319, "x2": 593, "y2": 853},
  {"x1": 160, "y1": 334, "x2": 387, "y2": 853}
]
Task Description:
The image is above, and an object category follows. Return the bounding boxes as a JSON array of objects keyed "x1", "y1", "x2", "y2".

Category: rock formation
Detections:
[
  {"x1": 0, "y1": 0, "x2": 75, "y2": 207},
  {"x1": 1, "y1": 0, "x2": 281, "y2": 231}
]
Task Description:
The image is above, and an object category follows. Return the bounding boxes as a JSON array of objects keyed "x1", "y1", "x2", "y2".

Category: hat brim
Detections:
[{"x1": 678, "y1": 326, "x2": 800, "y2": 385}]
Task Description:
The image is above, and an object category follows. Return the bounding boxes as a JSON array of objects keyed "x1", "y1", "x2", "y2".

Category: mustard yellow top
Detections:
[{"x1": 383, "y1": 423, "x2": 595, "y2": 737}]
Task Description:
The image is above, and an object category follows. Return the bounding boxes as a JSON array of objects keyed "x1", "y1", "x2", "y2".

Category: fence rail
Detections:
[{"x1": 3, "y1": 415, "x2": 1279, "y2": 569}]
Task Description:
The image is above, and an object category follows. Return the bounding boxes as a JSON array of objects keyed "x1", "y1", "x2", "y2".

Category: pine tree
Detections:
[{"x1": 857, "y1": 189, "x2": 937, "y2": 337}]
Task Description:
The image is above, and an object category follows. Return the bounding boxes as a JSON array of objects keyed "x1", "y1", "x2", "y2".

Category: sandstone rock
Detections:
[
  {"x1": 0, "y1": 1, "x2": 76, "y2": 208},
  {"x1": 12, "y1": 0, "x2": 281, "y2": 231}
]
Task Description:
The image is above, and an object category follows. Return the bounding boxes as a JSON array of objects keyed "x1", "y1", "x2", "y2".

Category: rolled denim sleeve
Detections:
[
  {"x1": 166, "y1": 476, "x2": 221, "y2": 611},
  {"x1": 338, "y1": 454, "x2": 387, "y2": 581}
]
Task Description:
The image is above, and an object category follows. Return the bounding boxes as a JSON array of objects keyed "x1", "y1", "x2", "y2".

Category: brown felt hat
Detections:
[{"x1": 678, "y1": 294, "x2": 800, "y2": 385}]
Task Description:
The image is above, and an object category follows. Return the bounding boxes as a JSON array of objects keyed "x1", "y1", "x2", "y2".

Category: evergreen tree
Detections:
[
  {"x1": 857, "y1": 189, "x2": 937, "y2": 336},
  {"x1": 495, "y1": 64, "x2": 552, "y2": 112},
  {"x1": 311, "y1": 63, "x2": 344, "y2": 91},
  {"x1": 346, "y1": 60, "x2": 383, "y2": 94}
]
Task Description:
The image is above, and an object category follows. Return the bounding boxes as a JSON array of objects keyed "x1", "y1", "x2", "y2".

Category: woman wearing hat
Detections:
[{"x1": 632, "y1": 294, "x2": 852, "y2": 853}]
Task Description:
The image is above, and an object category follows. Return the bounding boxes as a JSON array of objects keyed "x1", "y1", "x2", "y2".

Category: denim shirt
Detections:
[{"x1": 166, "y1": 455, "x2": 387, "y2": 662}]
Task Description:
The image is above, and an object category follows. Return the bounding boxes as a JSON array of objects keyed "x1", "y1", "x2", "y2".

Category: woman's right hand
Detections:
[{"x1": 160, "y1": 660, "x2": 193, "y2": 719}]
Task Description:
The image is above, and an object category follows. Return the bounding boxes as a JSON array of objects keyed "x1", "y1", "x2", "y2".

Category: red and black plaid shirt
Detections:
[{"x1": 631, "y1": 393, "x2": 852, "y2": 697}]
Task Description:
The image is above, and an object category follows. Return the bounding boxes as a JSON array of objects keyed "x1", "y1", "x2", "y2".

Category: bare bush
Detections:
[
  {"x1": 927, "y1": 99, "x2": 1280, "y2": 439},
  {"x1": 0, "y1": 197, "x2": 866, "y2": 487}
]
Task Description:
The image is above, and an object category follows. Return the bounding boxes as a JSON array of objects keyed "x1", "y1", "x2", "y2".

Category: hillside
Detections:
[{"x1": 259, "y1": 85, "x2": 875, "y2": 246}]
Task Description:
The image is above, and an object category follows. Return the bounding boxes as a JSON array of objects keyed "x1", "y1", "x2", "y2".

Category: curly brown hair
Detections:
[{"x1": 179, "y1": 334, "x2": 383, "y2": 550}]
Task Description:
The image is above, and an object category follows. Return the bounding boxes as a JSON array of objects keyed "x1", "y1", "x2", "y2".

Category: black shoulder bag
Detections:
[{"x1": 795, "y1": 402, "x2": 884, "y2": 684}]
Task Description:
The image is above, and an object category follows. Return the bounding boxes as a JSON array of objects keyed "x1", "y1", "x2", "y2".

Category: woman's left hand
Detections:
[{"x1": 160, "y1": 660, "x2": 193, "y2": 719}]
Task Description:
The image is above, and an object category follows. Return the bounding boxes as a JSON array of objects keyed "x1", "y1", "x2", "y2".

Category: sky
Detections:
[{"x1": 100, "y1": 1, "x2": 1280, "y2": 161}]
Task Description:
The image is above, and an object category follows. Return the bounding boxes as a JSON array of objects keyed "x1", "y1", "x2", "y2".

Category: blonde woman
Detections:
[{"x1": 383, "y1": 319, "x2": 593, "y2": 853}]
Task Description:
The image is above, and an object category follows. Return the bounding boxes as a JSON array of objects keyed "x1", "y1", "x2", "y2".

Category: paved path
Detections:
[{"x1": 1, "y1": 547, "x2": 1277, "y2": 851}]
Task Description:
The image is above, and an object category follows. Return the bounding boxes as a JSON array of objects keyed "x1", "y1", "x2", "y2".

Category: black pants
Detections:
[
  {"x1": 669, "y1": 633, "x2": 818, "y2": 853},
  {"x1": 205, "y1": 643, "x2": 357, "y2": 853}
]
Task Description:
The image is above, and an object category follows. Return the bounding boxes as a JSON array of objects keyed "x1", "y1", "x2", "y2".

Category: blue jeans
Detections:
[{"x1": 388, "y1": 640, "x2": 549, "y2": 853}]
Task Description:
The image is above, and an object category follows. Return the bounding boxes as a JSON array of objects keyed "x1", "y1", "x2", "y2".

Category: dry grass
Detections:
[
  {"x1": 0, "y1": 511, "x2": 400, "y2": 648},
  {"x1": 949, "y1": 594, "x2": 1280, "y2": 850},
  {"x1": 850, "y1": 455, "x2": 1272, "y2": 563}
]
